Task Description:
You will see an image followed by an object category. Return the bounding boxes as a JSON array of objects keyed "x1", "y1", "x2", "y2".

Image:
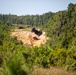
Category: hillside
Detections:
[
  {"x1": 0, "y1": 3, "x2": 76, "y2": 75},
  {"x1": 45, "y1": 3, "x2": 76, "y2": 49}
]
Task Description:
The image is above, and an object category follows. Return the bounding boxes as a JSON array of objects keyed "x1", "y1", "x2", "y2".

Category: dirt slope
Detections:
[{"x1": 11, "y1": 29, "x2": 48, "y2": 47}]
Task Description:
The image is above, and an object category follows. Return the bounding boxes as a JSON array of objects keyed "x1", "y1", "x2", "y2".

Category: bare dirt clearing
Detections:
[
  {"x1": 29, "y1": 66, "x2": 76, "y2": 75},
  {"x1": 11, "y1": 29, "x2": 48, "y2": 47}
]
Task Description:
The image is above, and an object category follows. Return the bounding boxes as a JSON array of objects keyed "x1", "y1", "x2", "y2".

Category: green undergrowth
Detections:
[{"x1": 0, "y1": 3, "x2": 76, "y2": 74}]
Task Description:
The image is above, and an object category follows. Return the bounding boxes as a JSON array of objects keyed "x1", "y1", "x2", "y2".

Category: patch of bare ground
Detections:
[
  {"x1": 29, "y1": 66, "x2": 76, "y2": 75},
  {"x1": 11, "y1": 29, "x2": 48, "y2": 47}
]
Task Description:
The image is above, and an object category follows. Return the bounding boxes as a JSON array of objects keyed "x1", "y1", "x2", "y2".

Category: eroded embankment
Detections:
[{"x1": 11, "y1": 29, "x2": 48, "y2": 47}]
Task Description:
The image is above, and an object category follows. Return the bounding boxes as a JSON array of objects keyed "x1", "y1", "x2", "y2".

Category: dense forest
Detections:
[
  {"x1": 0, "y1": 12, "x2": 54, "y2": 26},
  {"x1": 46, "y1": 3, "x2": 76, "y2": 49},
  {"x1": 0, "y1": 3, "x2": 76, "y2": 75}
]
